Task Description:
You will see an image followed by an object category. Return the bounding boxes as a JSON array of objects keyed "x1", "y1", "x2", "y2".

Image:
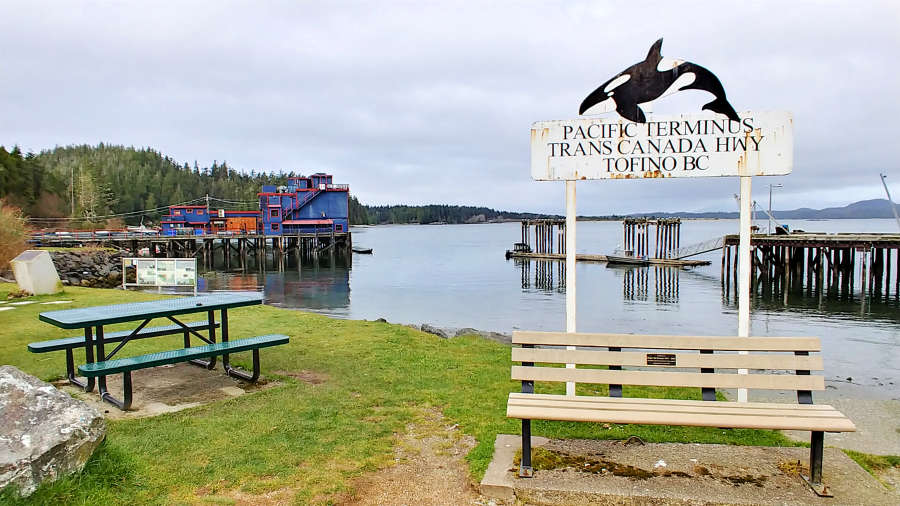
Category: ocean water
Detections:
[{"x1": 199, "y1": 219, "x2": 900, "y2": 397}]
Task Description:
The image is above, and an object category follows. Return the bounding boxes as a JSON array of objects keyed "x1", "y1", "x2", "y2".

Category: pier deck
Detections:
[
  {"x1": 29, "y1": 231, "x2": 352, "y2": 269},
  {"x1": 505, "y1": 251, "x2": 710, "y2": 267}
]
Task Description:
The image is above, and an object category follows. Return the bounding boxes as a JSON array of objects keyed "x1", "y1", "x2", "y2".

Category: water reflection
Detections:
[
  {"x1": 200, "y1": 250, "x2": 351, "y2": 312},
  {"x1": 517, "y1": 259, "x2": 566, "y2": 293},
  {"x1": 719, "y1": 265, "x2": 900, "y2": 324},
  {"x1": 610, "y1": 265, "x2": 681, "y2": 304},
  {"x1": 517, "y1": 260, "x2": 682, "y2": 304}
]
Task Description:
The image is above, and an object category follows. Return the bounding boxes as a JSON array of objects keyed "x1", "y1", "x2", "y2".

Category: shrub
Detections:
[{"x1": 0, "y1": 201, "x2": 28, "y2": 275}]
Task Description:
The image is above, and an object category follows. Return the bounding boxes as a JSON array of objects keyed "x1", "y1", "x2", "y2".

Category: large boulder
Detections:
[{"x1": 0, "y1": 366, "x2": 106, "y2": 497}]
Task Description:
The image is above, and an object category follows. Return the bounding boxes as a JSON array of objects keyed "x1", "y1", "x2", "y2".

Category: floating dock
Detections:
[
  {"x1": 506, "y1": 218, "x2": 710, "y2": 267},
  {"x1": 504, "y1": 251, "x2": 709, "y2": 267}
]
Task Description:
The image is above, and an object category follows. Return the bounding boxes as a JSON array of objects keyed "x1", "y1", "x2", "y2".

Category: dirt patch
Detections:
[
  {"x1": 273, "y1": 369, "x2": 328, "y2": 385},
  {"x1": 59, "y1": 362, "x2": 277, "y2": 420},
  {"x1": 513, "y1": 446, "x2": 767, "y2": 486},
  {"x1": 194, "y1": 485, "x2": 296, "y2": 505},
  {"x1": 340, "y1": 408, "x2": 488, "y2": 505}
]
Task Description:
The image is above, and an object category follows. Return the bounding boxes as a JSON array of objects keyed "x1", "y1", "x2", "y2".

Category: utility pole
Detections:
[
  {"x1": 880, "y1": 173, "x2": 900, "y2": 232},
  {"x1": 768, "y1": 183, "x2": 783, "y2": 234},
  {"x1": 71, "y1": 165, "x2": 75, "y2": 217}
]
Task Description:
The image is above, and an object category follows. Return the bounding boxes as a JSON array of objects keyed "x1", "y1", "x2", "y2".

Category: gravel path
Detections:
[{"x1": 343, "y1": 408, "x2": 492, "y2": 505}]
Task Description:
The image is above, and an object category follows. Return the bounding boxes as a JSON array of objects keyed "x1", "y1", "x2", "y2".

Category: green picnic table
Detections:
[{"x1": 34, "y1": 293, "x2": 288, "y2": 410}]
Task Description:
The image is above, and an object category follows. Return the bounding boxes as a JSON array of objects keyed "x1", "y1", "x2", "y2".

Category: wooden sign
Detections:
[{"x1": 531, "y1": 111, "x2": 793, "y2": 180}]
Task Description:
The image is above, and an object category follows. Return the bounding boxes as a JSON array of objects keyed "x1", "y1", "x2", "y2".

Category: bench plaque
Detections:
[{"x1": 646, "y1": 353, "x2": 676, "y2": 366}]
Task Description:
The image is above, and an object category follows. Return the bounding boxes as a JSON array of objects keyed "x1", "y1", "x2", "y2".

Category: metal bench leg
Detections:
[
  {"x1": 802, "y1": 431, "x2": 832, "y2": 496},
  {"x1": 519, "y1": 419, "x2": 533, "y2": 478},
  {"x1": 65, "y1": 348, "x2": 91, "y2": 391},
  {"x1": 809, "y1": 431, "x2": 824, "y2": 484},
  {"x1": 225, "y1": 349, "x2": 260, "y2": 382},
  {"x1": 98, "y1": 371, "x2": 132, "y2": 411}
]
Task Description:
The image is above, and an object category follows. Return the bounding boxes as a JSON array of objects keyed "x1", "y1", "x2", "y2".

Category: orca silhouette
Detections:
[{"x1": 579, "y1": 39, "x2": 740, "y2": 123}]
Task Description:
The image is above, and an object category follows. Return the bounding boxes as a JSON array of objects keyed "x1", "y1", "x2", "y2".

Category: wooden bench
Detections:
[
  {"x1": 77, "y1": 334, "x2": 289, "y2": 410},
  {"x1": 507, "y1": 331, "x2": 855, "y2": 491},
  {"x1": 28, "y1": 321, "x2": 221, "y2": 389}
]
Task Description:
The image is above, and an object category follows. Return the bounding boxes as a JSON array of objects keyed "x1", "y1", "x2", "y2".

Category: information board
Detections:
[{"x1": 123, "y1": 258, "x2": 197, "y2": 294}]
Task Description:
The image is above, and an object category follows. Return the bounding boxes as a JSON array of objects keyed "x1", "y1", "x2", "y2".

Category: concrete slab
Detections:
[
  {"x1": 481, "y1": 435, "x2": 897, "y2": 505},
  {"x1": 58, "y1": 362, "x2": 275, "y2": 420}
]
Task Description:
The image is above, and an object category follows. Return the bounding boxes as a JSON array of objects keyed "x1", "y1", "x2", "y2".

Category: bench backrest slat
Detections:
[
  {"x1": 511, "y1": 348, "x2": 824, "y2": 371},
  {"x1": 512, "y1": 331, "x2": 825, "y2": 396},
  {"x1": 511, "y1": 366, "x2": 825, "y2": 391},
  {"x1": 512, "y1": 331, "x2": 821, "y2": 352}
]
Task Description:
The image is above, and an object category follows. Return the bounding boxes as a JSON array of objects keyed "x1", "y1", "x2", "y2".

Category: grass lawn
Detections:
[{"x1": 1, "y1": 283, "x2": 804, "y2": 504}]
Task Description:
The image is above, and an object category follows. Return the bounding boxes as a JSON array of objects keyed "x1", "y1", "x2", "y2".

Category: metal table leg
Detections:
[
  {"x1": 188, "y1": 310, "x2": 217, "y2": 369},
  {"x1": 221, "y1": 308, "x2": 260, "y2": 382},
  {"x1": 93, "y1": 324, "x2": 131, "y2": 410},
  {"x1": 70, "y1": 327, "x2": 96, "y2": 392}
]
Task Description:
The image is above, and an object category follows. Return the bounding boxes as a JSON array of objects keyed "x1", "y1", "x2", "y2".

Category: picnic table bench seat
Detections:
[
  {"x1": 507, "y1": 331, "x2": 855, "y2": 493},
  {"x1": 28, "y1": 320, "x2": 220, "y2": 388},
  {"x1": 28, "y1": 321, "x2": 220, "y2": 353},
  {"x1": 78, "y1": 334, "x2": 289, "y2": 410}
]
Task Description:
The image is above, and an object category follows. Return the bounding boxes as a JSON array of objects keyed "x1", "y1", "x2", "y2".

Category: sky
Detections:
[{"x1": 2, "y1": 1, "x2": 899, "y2": 215}]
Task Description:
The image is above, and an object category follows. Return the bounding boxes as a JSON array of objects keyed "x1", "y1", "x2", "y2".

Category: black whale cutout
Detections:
[{"x1": 579, "y1": 39, "x2": 740, "y2": 124}]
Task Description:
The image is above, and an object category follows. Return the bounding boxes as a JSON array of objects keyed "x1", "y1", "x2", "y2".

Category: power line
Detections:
[
  {"x1": 26, "y1": 194, "x2": 267, "y2": 224},
  {"x1": 26, "y1": 198, "x2": 208, "y2": 222}
]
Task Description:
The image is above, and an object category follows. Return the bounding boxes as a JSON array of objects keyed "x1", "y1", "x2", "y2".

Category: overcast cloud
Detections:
[{"x1": 2, "y1": 1, "x2": 899, "y2": 215}]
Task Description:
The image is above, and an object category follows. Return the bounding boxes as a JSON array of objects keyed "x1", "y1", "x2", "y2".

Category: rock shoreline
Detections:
[
  {"x1": 49, "y1": 249, "x2": 124, "y2": 288},
  {"x1": 403, "y1": 321, "x2": 511, "y2": 344}
]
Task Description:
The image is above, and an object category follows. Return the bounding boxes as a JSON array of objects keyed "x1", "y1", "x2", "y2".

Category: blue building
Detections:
[
  {"x1": 258, "y1": 173, "x2": 349, "y2": 236},
  {"x1": 160, "y1": 205, "x2": 210, "y2": 236}
]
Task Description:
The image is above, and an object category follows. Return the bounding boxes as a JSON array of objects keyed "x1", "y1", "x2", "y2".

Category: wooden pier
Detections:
[
  {"x1": 507, "y1": 218, "x2": 709, "y2": 267},
  {"x1": 31, "y1": 232, "x2": 352, "y2": 270},
  {"x1": 623, "y1": 218, "x2": 681, "y2": 258},
  {"x1": 722, "y1": 233, "x2": 900, "y2": 300}
]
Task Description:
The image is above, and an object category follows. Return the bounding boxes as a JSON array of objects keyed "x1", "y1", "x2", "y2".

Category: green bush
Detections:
[{"x1": 0, "y1": 200, "x2": 28, "y2": 275}]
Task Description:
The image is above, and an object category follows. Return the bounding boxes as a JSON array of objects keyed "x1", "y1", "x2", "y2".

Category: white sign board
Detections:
[
  {"x1": 123, "y1": 258, "x2": 197, "y2": 294},
  {"x1": 531, "y1": 111, "x2": 793, "y2": 180}
]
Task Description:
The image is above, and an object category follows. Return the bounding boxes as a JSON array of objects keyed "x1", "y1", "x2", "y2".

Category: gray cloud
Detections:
[{"x1": 2, "y1": 1, "x2": 899, "y2": 215}]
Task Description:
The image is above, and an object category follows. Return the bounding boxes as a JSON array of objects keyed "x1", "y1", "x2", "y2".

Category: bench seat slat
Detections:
[
  {"x1": 507, "y1": 395, "x2": 856, "y2": 432},
  {"x1": 78, "y1": 334, "x2": 289, "y2": 377},
  {"x1": 508, "y1": 393, "x2": 838, "y2": 411},
  {"x1": 28, "y1": 321, "x2": 219, "y2": 353},
  {"x1": 512, "y1": 331, "x2": 821, "y2": 352},
  {"x1": 512, "y1": 348, "x2": 824, "y2": 371},
  {"x1": 508, "y1": 397, "x2": 847, "y2": 418},
  {"x1": 512, "y1": 365, "x2": 825, "y2": 391}
]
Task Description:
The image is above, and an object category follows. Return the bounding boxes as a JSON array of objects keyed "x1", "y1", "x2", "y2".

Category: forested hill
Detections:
[
  {"x1": 0, "y1": 144, "x2": 370, "y2": 225},
  {"x1": 0, "y1": 144, "x2": 535, "y2": 226}
]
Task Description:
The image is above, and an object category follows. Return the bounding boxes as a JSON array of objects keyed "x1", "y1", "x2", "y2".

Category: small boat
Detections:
[
  {"x1": 352, "y1": 247, "x2": 373, "y2": 254},
  {"x1": 605, "y1": 255, "x2": 650, "y2": 266},
  {"x1": 605, "y1": 248, "x2": 650, "y2": 266}
]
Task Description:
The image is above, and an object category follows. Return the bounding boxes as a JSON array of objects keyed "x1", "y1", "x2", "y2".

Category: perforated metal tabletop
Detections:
[{"x1": 39, "y1": 292, "x2": 263, "y2": 329}]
